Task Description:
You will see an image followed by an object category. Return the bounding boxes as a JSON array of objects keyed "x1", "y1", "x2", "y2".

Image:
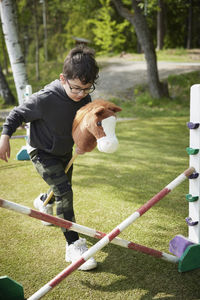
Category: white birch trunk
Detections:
[{"x1": 0, "y1": 0, "x2": 28, "y2": 104}]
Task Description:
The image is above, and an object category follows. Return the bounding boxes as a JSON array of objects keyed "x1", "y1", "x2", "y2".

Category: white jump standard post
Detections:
[
  {"x1": 187, "y1": 84, "x2": 200, "y2": 242},
  {"x1": 169, "y1": 84, "x2": 200, "y2": 272},
  {"x1": 16, "y1": 85, "x2": 32, "y2": 161}
]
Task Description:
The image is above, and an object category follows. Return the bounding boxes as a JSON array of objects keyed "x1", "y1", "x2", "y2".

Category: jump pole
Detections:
[
  {"x1": 0, "y1": 197, "x2": 178, "y2": 264},
  {"x1": 10, "y1": 166, "x2": 193, "y2": 300}
]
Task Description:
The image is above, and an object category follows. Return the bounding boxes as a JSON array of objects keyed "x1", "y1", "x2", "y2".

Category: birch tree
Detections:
[{"x1": 0, "y1": 0, "x2": 28, "y2": 105}]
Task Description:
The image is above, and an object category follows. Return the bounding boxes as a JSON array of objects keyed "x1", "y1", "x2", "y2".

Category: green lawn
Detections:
[
  {"x1": 1, "y1": 113, "x2": 200, "y2": 299},
  {"x1": 0, "y1": 55, "x2": 200, "y2": 299}
]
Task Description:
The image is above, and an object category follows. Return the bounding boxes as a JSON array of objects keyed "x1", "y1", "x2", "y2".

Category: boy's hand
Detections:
[
  {"x1": 0, "y1": 135, "x2": 11, "y2": 162},
  {"x1": 75, "y1": 147, "x2": 85, "y2": 155}
]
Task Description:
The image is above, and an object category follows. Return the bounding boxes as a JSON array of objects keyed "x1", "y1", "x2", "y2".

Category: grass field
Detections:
[
  {"x1": 1, "y1": 113, "x2": 200, "y2": 299},
  {"x1": 0, "y1": 52, "x2": 200, "y2": 299}
]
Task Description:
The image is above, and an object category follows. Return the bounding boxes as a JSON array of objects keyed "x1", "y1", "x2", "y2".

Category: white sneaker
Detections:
[
  {"x1": 65, "y1": 238, "x2": 97, "y2": 271},
  {"x1": 34, "y1": 193, "x2": 53, "y2": 226}
]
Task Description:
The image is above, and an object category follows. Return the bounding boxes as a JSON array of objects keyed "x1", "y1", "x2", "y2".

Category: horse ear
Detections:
[
  {"x1": 109, "y1": 104, "x2": 122, "y2": 113},
  {"x1": 94, "y1": 106, "x2": 105, "y2": 116}
]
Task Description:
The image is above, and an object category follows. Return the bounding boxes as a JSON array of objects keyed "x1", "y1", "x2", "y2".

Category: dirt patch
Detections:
[{"x1": 92, "y1": 59, "x2": 200, "y2": 100}]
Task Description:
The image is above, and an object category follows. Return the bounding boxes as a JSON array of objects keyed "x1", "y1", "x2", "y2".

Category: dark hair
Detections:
[{"x1": 62, "y1": 46, "x2": 99, "y2": 84}]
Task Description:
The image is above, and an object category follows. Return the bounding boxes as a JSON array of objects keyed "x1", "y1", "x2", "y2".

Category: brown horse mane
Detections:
[{"x1": 72, "y1": 99, "x2": 115, "y2": 134}]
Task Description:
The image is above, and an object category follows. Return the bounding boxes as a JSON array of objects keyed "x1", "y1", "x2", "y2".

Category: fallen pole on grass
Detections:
[
  {"x1": 1, "y1": 167, "x2": 194, "y2": 299},
  {"x1": 0, "y1": 197, "x2": 178, "y2": 263},
  {"x1": 27, "y1": 167, "x2": 194, "y2": 300}
]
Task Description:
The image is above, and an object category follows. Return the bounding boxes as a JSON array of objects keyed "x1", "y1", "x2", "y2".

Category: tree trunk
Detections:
[
  {"x1": 0, "y1": 64, "x2": 16, "y2": 104},
  {"x1": 186, "y1": 0, "x2": 193, "y2": 49},
  {"x1": 112, "y1": 0, "x2": 169, "y2": 99},
  {"x1": 33, "y1": 0, "x2": 40, "y2": 80},
  {"x1": 41, "y1": 0, "x2": 48, "y2": 61},
  {"x1": 0, "y1": 21, "x2": 8, "y2": 75},
  {"x1": 0, "y1": 0, "x2": 28, "y2": 105},
  {"x1": 157, "y1": 0, "x2": 165, "y2": 50}
]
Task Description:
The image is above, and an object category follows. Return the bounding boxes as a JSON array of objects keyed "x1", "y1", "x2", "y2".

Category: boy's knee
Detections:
[
  {"x1": 54, "y1": 181, "x2": 72, "y2": 197},
  {"x1": 56, "y1": 191, "x2": 73, "y2": 214}
]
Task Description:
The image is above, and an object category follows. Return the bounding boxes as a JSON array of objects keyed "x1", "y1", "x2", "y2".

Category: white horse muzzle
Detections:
[{"x1": 97, "y1": 116, "x2": 119, "y2": 153}]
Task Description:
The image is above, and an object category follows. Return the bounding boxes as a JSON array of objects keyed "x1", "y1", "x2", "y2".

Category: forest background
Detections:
[
  {"x1": 0, "y1": 0, "x2": 200, "y2": 107},
  {"x1": 1, "y1": 0, "x2": 199, "y2": 61}
]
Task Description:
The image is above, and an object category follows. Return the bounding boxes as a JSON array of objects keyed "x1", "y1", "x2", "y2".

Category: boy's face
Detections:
[{"x1": 60, "y1": 74, "x2": 94, "y2": 102}]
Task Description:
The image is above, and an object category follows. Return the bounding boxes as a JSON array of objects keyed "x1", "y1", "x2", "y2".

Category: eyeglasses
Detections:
[{"x1": 66, "y1": 79, "x2": 95, "y2": 94}]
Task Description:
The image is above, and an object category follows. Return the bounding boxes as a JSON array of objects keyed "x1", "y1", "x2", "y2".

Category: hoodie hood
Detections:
[{"x1": 44, "y1": 79, "x2": 67, "y2": 99}]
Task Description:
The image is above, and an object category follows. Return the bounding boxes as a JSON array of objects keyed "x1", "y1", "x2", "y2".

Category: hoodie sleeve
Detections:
[{"x1": 2, "y1": 92, "x2": 43, "y2": 137}]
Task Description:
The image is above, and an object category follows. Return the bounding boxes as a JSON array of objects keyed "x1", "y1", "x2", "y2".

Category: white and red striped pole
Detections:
[
  {"x1": 0, "y1": 197, "x2": 178, "y2": 263},
  {"x1": 24, "y1": 166, "x2": 194, "y2": 300}
]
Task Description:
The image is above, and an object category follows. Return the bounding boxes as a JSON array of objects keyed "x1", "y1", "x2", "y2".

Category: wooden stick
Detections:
[{"x1": 43, "y1": 152, "x2": 78, "y2": 206}]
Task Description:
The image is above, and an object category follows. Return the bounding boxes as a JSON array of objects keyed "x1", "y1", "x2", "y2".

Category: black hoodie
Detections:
[{"x1": 2, "y1": 80, "x2": 91, "y2": 156}]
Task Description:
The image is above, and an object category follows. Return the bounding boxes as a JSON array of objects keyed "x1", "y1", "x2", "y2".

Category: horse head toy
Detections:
[{"x1": 72, "y1": 99, "x2": 122, "y2": 154}]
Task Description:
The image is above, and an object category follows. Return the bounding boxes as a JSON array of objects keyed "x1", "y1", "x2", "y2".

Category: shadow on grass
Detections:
[{"x1": 80, "y1": 237, "x2": 200, "y2": 299}]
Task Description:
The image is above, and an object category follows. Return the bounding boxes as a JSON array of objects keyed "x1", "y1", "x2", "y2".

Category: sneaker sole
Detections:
[
  {"x1": 78, "y1": 262, "x2": 97, "y2": 271},
  {"x1": 65, "y1": 256, "x2": 97, "y2": 271}
]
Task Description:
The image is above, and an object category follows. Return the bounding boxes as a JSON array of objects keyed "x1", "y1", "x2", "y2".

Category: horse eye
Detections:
[{"x1": 97, "y1": 121, "x2": 102, "y2": 126}]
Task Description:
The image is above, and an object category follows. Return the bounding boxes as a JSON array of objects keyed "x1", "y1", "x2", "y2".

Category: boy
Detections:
[{"x1": 0, "y1": 46, "x2": 99, "y2": 271}]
